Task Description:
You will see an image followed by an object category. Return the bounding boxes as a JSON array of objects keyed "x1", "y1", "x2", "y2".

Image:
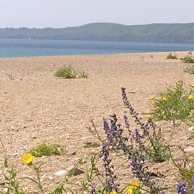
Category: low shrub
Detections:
[
  {"x1": 166, "y1": 53, "x2": 178, "y2": 59},
  {"x1": 149, "y1": 81, "x2": 194, "y2": 123},
  {"x1": 54, "y1": 65, "x2": 88, "y2": 79},
  {"x1": 30, "y1": 143, "x2": 65, "y2": 157},
  {"x1": 181, "y1": 51, "x2": 194, "y2": 63},
  {"x1": 184, "y1": 65, "x2": 194, "y2": 74}
]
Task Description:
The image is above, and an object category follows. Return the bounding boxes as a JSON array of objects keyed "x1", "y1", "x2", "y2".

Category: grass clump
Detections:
[
  {"x1": 184, "y1": 65, "x2": 194, "y2": 74},
  {"x1": 54, "y1": 65, "x2": 88, "y2": 79},
  {"x1": 29, "y1": 143, "x2": 65, "y2": 157},
  {"x1": 166, "y1": 53, "x2": 178, "y2": 59},
  {"x1": 149, "y1": 81, "x2": 194, "y2": 123},
  {"x1": 181, "y1": 51, "x2": 194, "y2": 63}
]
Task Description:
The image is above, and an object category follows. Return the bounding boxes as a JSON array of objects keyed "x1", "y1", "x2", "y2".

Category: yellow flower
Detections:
[
  {"x1": 126, "y1": 180, "x2": 139, "y2": 194},
  {"x1": 109, "y1": 191, "x2": 117, "y2": 194},
  {"x1": 190, "y1": 84, "x2": 194, "y2": 87},
  {"x1": 22, "y1": 153, "x2": 34, "y2": 165},
  {"x1": 149, "y1": 96, "x2": 154, "y2": 100},
  {"x1": 146, "y1": 114, "x2": 151, "y2": 119},
  {"x1": 188, "y1": 94, "x2": 193, "y2": 100},
  {"x1": 162, "y1": 97, "x2": 167, "y2": 101},
  {"x1": 156, "y1": 106, "x2": 160, "y2": 110},
  {"x1": 161, "y1": 111, "x2": 165, "y2": 115},
  {"x1": 151, "y1": 100, "x2": 155, "y2": 105}
]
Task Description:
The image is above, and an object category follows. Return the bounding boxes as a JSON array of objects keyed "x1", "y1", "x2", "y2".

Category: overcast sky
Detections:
[{"x1": 0, "y1": 0, "x2": 194, "y2": 28}]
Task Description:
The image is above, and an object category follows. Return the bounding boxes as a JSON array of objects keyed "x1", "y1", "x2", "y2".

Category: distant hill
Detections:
[{"x1": 0, "y1": 23, "x2": 194, "y2": 44}]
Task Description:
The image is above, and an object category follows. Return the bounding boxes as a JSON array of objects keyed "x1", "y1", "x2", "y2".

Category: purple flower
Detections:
[
  {"x1": 90, "y1": 186, "x2": 95, "y2": 194},
  {"x1": 176, "y1": 181, "x2": 188, "y2": 194}
]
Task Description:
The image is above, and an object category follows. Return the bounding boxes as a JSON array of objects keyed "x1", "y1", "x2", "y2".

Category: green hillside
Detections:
[{"x1": 0, "y1": 23, "x2": 194, "y2": 43}]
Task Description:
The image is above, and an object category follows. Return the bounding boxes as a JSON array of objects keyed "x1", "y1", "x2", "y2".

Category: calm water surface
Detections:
[{"x1": 0, "y1": 38, "x2": 194, "y2": 58}]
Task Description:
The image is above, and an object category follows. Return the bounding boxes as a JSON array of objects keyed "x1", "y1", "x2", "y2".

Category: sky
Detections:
[{"x1": 0, "y1": 0, "x2": 194, "y2": 28}]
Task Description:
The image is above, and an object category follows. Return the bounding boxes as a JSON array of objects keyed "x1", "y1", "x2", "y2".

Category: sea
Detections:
[{"x1": 0, "y1": 38, "x2": 194, "y2": 58}]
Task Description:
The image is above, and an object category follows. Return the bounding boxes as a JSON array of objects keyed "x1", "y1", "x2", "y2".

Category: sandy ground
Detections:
[{"x1": 0, "y1": 52, "x2": 193, "y2": 193}]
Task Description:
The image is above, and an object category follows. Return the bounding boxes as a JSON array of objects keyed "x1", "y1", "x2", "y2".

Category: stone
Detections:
[
  {"x1": 184, "y1": 146, "x2": 194, "y2": 152},
  {"x1": 70, "y1": 151, "x2": 76, "y2": 155},
  {"x1": 54, "y1": 170, "x2": 67, "y2": 176},
  {"x1": 10, "y1": 125, "x2": 14, "y2": 130},
  {"x1": 48, "y1": 176, "x2": 54, "y2": 180},
  {"x1": 66, "y1": 165, "x2": 84, "y2": 176},
  {"x1": 11, "y1": 152, "x2": 19, "y2": 157},
  {"x1": 188, "y1": 126, "x2": 194, "y2": 131}
]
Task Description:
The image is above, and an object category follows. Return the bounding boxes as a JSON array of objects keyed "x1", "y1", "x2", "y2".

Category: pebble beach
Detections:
[{"x1": 0, "y1": 51, "x2": 193, "y2": 193}]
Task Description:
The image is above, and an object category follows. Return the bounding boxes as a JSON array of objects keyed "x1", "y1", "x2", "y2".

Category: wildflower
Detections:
[
  {"x1": 126, "y1": 180, "x2": 139, "y2": 194},
  {"x1": 151, "y1": 100, "x2": 155, "y2": 105},
  {"x1": 102, "y1": 143, "x2": 118, "y2": 192},
  {"x1": 22, "y1": 153, "x2": 34, "y2": 165},
  {"x1": 146, "y1": 114, "x2": 151, "y2": 119},
  {"x1": 109, "y1": 191, "x2": 117, "y2": 194},
  {"x1": 161, "y1": 111, "x2": 165, "y2": 115},
  {"x1": 176, "y1": 181, "x2": 188, "y2": 194},
  {"x1": 162, "y1": 97, "x2": 167, "y2": 101},
  {"x1": 150, "y1": 96, "x2": 154, "y2": 100},
  {"x1": 90, "y1": 186, "x2": 96, "y2": 194},
  {"x1": 190, "y1": 84, "x2": 194, "y2": 87},
  {"x1": 188, "y1": 94, "x2": 193, "y2": 100},
  {"x1": 156, "y1": 106, "x2": 160, "y2": 110}
]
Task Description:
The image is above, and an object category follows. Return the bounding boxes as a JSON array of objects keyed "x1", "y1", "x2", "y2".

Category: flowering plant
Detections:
[{"x1": 22, "y1": 153, "x2": 34, "y2": 165}]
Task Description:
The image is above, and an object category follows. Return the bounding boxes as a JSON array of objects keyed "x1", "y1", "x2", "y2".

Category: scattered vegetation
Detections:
[
  {"x1": 54, "y1": 65, "x2": 88, "y2": 79},
  {"x1": 7, "y1": 74, "x2": 15, "y2": 80},
  {"x1": 181, "y1": 51, "x2": 194, "y2": 63},
  {"x1": 29, "y1": 143, "x2": 65, "y2": 157},
  {"x1": 184, "y1": 65, "x2": 194, "y2": 74},
  {"x1": 0, "y1": 82, "x2": 194, "y2": 193},
  {"x1": 149, "y1": 81, "x2": 194, "y2": 123},
  {"x1": 166, "y1": 53, "x2": 178, "y2": 59}
]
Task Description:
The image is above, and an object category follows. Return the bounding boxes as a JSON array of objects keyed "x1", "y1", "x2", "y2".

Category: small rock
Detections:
[
  {"x1": 184, "y1": 146, "x2": 194, "y2": 152},
  {"x1": 10, "y1": 125, "x2": 14, "y2": 130},
  {"x1": 54, "y1": 170, "x2": 67, "y2": 176},
  {"x1": 81, "y1": 137, "x2": 90, "y2": 142},
  {"x1": 66, "y1": 165, "x2": 84, "y2": 176},
  {"x1": 66, "y1": 165, "x2": 75, "y2": 172},
  {"x1": 67, "y1": 147, "x2": 76, "y2": 155},
  {"x1": 48, "y1": 176, "x2": 54, "y2": 180},
  {"x1": 11, "y1": 152, "x2": 19, "y2": 157},
  {"x1": 188, "y1": 126, "x2": 194, "y2": 131},
  {"x1": 70, "y1": 151, "x2": 76, "y2": 155}
]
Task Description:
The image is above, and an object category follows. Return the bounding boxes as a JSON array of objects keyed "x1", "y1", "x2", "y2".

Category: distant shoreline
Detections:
[
  {"x1": 0, "y1": 51, "x2": 192, "y2": 60},
  {"x1": 1, "y1": 23, "x2": 194, "y2": 44}
]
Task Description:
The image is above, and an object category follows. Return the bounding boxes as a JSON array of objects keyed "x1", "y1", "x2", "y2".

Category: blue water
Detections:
[{"x1": 0, "y1": 38, "x2": 194, "y2": 58}]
